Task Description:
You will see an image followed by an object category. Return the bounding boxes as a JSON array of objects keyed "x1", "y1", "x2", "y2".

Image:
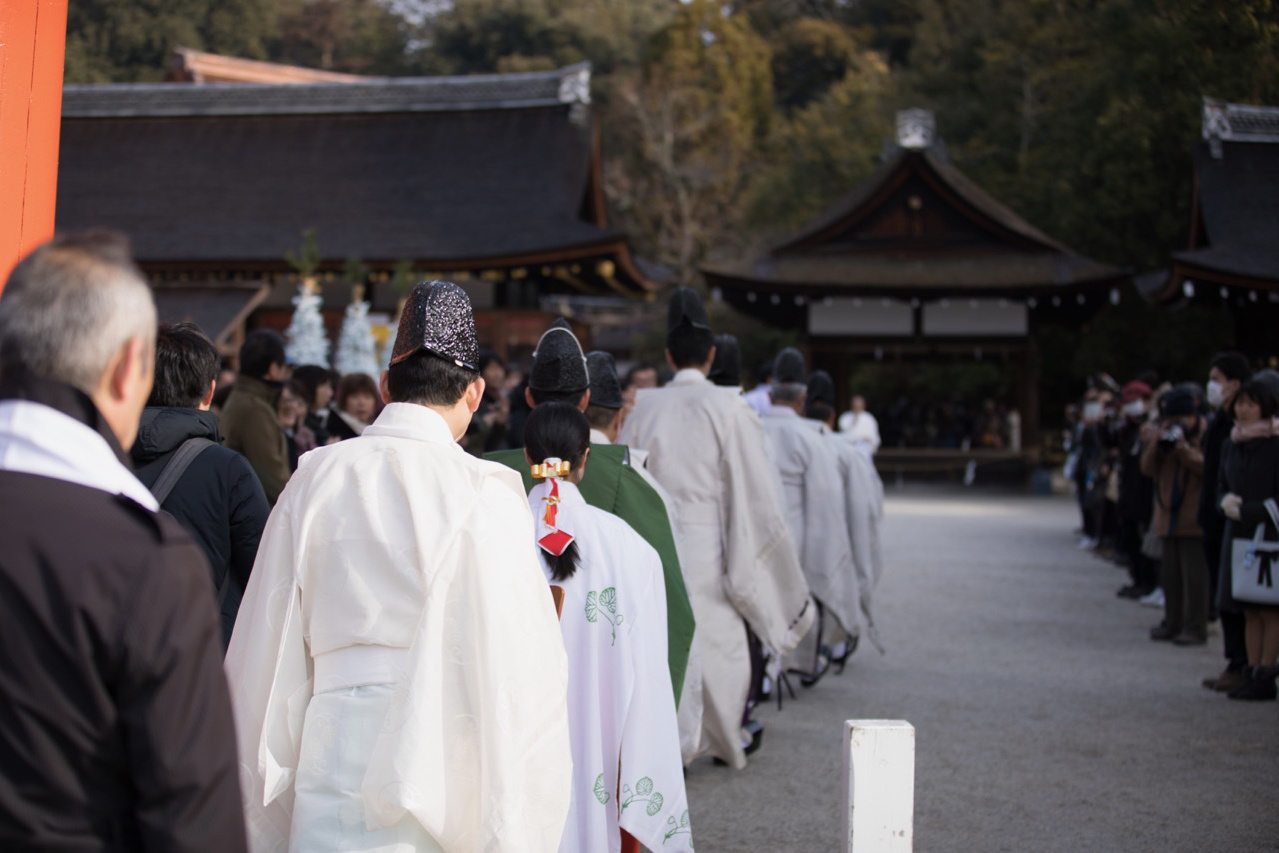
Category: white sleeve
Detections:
[
  {"x1": 224, "y1": 505, "x2": 309, "y2": 853},
  {"x1": 617, "y1": 542, "x2": 694, "y2": 852}
]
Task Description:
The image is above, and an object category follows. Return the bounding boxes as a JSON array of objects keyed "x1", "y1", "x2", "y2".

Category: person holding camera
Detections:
[{"x1": 1140, "y1": 388, "x2": 1209, "y2": 645}]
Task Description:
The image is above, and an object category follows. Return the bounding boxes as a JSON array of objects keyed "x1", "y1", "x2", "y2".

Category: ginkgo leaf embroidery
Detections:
[
  {"x1": 635, "y1": 777, "x2": 653, "y2": 796},
  {"x1": 664, "y1": 810, "x2": 693, "y2": 846},
  {"x1": 621, "y1": 776, "x2": 663, "y2": 816},
  {"x1": 584, "y1": 587, "x2": 623, "y2": 644},
  {"x1": 646, "y1": 793, "x2": 664, "y2": 816},
  {"x1": 593, "y1": 773, "x2": 609, "y2": 805}
]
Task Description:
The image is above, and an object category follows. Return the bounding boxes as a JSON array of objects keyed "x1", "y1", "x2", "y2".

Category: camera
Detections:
[{"x1": 1158, "y1": 423, "x2": 1185, "y2": 450}]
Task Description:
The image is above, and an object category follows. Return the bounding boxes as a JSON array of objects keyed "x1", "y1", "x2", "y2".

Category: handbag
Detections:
[{"x1": 1230, "y1": 498, "x2": 1279, "y2": 605}]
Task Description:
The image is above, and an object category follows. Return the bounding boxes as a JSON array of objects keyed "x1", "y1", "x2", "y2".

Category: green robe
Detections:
[{"x1": 486, "y1": 443, "x2": 694, "y2": 702}]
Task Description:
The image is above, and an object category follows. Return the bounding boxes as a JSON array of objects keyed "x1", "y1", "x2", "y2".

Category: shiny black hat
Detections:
[
  {"x1": 530, "y1": 326, "x2": 589, "y2": 393},
  {"x1": 586, "y1": 351, "x2": 623, "y2": 409},
  {"x1": 808, "y1": 370, "x2": 836, "y2": 404},
  {"x1": 773, "y1": 347, "x2": 806, "y2": 385},
  {"x1": 709, "y1": 333, "x2": 741, "y2": 387},
  {"x1": 389, "y1": 280, "x2": 479, "y2": 372},
  {"x1": 667, "y1": 287, "x2": 712, "y2": 333}
]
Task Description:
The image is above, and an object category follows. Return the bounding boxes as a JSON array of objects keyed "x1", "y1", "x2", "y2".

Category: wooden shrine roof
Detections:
[
  {"x1": 703, "y1": 147, "x2": 1126, "y2": 299},
  {"x1": 55, "y1": 64, "x2": 654, "y2": 296}
]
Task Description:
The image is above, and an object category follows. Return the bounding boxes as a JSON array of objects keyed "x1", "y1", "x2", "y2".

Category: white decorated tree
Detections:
[
  {"x1": 284, "y1": 281, "x2": 331, "y2": 368},
  {"x1": 284, "y1": 229, "x2": 331, "y2": 367},
  {"x1": 334, "y1": 287, "x2": 381, "y2": 377}
]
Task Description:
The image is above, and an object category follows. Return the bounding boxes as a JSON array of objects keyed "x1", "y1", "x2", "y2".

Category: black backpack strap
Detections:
[{"x1": 149, "y1": 437, "x2": 217, "y2": 506}]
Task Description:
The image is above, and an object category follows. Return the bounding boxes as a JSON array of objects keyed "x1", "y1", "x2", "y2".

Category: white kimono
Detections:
[
  {"x1": 589, "y1": 428, "x2": 704, "y2": 764},
  {"x1": 620, "y1": 368, "x2": 815, "y2": 769},
  {"x1": 225, "y1": 403, "x2": 572, "y2": 853},
  {"x1": 760, "y1": 406, "x2": 859, "y2": 641},
  {"x1": 809, "y1": 419, "x2": 886, "y2": 650},
  {"x1": 838, "y1": 409, "x2": 881, "y2": 458},
  {"x1": 529, "y1": 479, "x2": 693, "y2": 853}
]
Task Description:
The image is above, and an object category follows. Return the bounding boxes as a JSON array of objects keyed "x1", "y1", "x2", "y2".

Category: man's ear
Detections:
[
  {"x1": 466, "y1": 377, "x2": 486, "y2": 413},
  {"x1": 665, "y1": 349, "x2": 676, "y2": 372},
  {"x1": 609, "y1": 407, "x2": 624, "y2": 436},
  {"x1": 525, "y1": 386, "x2": 537, "y2": 409},
  {"x1": 576, "y1": 388, "x2": 591, "y2": 412},
  {"x1": 379, "y1": 370, "x2": 392, "y2": 404},
  {"x1": 110, "y1": 336, "x2": 147, "y2": 402},
  {"x1": 200, "y1": 379, "x2": 216, "y2": 411},
  {"x1": 702, "y1": 345, "x2": 717, "y2": 373}
]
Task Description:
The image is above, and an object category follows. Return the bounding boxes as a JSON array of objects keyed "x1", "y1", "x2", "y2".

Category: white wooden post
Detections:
[{"x1": 842, "y1": 720, "x2": 915, "y2": 852}]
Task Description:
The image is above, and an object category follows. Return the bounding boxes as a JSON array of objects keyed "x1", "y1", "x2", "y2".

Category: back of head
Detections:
[
  {"x1": 150, "y1": 322, "x2": 218, "y2": 408},
  {"x1": 524, "y1": 402, "x2": 590, "y2": 582},
  {"x1": 385, "y1": 280, "x2": 482, "y2": 407},
  {"x1": 666, "y1": 287, "x2": 714, "y2": 369},
  {"x1": 0, "y1": 230, "x2": 155, "y2": 394},
  {"x1": 528, "y1": 325, "x2": 589, "y2": 407},
  {"x1": 770, "y1": 347, "x2": 807, "y2": 404},
  {"x1": 239, "y1": 329, "x2": 286, "y2": 380},
  {"x1": 709, "y1": 333, "x2": 741, "y2": 387}
]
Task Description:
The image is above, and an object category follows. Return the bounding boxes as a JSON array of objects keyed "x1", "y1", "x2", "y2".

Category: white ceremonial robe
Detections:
[
  {"x1": 620, "y1": 369, "x2": 815, "y2": 769},
  {"x1": 529, "y1": 480, "x2": 693, "y2": 853},
  {"x1": 838, "y1": 409, "x2": 881, "y2": 459},
  {"x1": 759, "y1": 406, "x2": 859, "y2": 640},
  {"x1": 225, "y1": 403, "x2": 572, "y2": 853},
  {"x1": 807, "y1": 419, "x2": 886, "y2": 649},
  {"x1": 589, "y1": 428, "x2": 704, "y2": 764}
]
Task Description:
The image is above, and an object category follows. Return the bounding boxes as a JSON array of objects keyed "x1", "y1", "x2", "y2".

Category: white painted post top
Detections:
[{"x1": 843, "y1": 720, "x2": 915, "y2": 853}]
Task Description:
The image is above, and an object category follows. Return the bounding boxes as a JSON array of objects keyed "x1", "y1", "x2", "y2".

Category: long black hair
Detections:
[{"x1": 524, "y1": 402, "x2": 591, "y2": 581}]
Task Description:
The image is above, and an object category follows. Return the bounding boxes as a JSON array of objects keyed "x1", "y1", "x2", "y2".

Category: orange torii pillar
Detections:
[{"x1": 0, "y1": 0, "x2": 69, "y2": 292}]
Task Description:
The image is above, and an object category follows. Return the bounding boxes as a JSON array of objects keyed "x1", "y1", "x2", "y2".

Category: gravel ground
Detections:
[{"x1": 682, "y1": 488, "x2": 1279, "y2": 852}]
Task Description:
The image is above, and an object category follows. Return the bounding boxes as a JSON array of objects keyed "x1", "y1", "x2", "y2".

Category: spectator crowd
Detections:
[{"x1": 1065, "y1": 355, "x2": 1279, "y2": 701}]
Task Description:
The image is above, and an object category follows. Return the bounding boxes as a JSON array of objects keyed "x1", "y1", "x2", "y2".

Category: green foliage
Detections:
[
  {"x1": 343, "y1": 256, "x2": 369, "y2": 287},
  {"x1": 285, "y1": 229, "x2": 322, "y2": 279},
  {"x1": 273, "y1": 0, "x2": 413, "y2": 74},
  {"x1": 390, "y1": 259, "x2": 417, "y2": 296},
  {"x1": 64, "y1": 0, "x2": 277, "y2": 82}
]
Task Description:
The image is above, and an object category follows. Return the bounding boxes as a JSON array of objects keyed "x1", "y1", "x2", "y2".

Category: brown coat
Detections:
[
  {"x1": 220, "y1": 373, "x2": 290, "y2": 505},
  {"x1": 1140, "y1": 435, "x2": 1204, "y2": 538}
]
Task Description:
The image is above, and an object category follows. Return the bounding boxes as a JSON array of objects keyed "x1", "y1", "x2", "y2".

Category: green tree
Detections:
[{"x1": 65, "y1": 0, "x2": 278, "y2": 82}]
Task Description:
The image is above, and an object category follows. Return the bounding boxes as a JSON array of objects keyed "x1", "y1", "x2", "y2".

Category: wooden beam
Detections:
[{"x1": 0, "y1": 0, "x2": 68, "y2": 290}]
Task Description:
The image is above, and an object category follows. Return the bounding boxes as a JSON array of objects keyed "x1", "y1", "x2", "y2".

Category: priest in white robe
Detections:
[
  {"x1": 759, "y1": 349, "x2": 859, "y2": 680},
  {"x1": 807, "y1": 370, "x2": 886, "y2": 655},
  {"x1": 620, "y1": 288, "x2": 815, "y2": 769},
  {"x1": 225, "y1": 281, "x2": 572, "y2": 853},
  {"x1": 524, "y1": 402, "x2": 693, "y2": 853},
  {"x1": 584, "y1": 350, "x2": 704, "y2": 764}
]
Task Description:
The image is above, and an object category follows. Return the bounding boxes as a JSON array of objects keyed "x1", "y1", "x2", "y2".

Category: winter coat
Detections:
[
  {"x1": 1216, "y1": 433, "x2": 1279, "y2": 610},
  {"x1": 1116, "y1": 419, "x2": 1154, "y2": 524},
  {"x1": 0, "y1": 375, "x2": 246, "y2": 851},
  {"x1": 132, "y1": 407, "x2": 270, "y2": 647},
  {"x1": 220, "y1": 374, "x2": 289, "y2": 504},
  {"x1": 1198, "y1": 408, "x2": 1235, "y2": 534},
  {"x1": 1140, "y1": 428, "x2": 1205, "y2": 538}
]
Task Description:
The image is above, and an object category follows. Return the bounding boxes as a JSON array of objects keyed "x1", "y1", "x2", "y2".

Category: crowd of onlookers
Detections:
[{"x1": 1065, "y1": 353, "x2": 1279, "y2": 701}]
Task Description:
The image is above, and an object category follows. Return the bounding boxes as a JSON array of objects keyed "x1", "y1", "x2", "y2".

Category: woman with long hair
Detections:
[{"x1": 523, "y1": 403, "x2": 693, "y2": 852}]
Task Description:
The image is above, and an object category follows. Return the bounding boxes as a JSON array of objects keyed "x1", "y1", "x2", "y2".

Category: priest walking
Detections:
[
  {"x1": 759, "y1": 349, "x2": 859, "y2": 683},
  {"x1": 621, "y1": 288, "x2": 815, "y2": 769},
  {"x1": 225, "y1": 281, "x2": 572, "y2": 852}
]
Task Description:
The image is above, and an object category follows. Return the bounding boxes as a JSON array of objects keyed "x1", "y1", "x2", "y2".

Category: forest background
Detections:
[{"x1": 63, "y1": 0, "x2": 1279, "y2": 425}]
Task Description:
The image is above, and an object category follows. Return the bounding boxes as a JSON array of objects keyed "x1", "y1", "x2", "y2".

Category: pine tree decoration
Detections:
[
  {"x1": 334, "y1": 286, "x2": 381, "y2": 377},
  {"x1": 284, "y1": 282, "x2": 331, "y2": 368}
]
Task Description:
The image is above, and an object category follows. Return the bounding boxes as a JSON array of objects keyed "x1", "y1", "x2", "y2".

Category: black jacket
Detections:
[
  {"x1": 131, "y1": 407, "x2": 270, "y2": 647},
  {"x1": 1219, "y1": 433, "x2": 1279, "y2": 535},
  {"x1": 0, "y1": 378, "x2": 246, "y2": 851},
  {"x1": 1198, "y1": 408, "x2": 1235, "y2": 533}
]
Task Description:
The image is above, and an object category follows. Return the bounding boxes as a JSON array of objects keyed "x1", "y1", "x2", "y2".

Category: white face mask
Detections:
[
  {"x1": 1083, "y1": 401, "x2": 1103, "y2": 421},
  {"x1": 1206, "y1": 380, "x2": 1225, "y2": 409},
  {"x1": 1123, "y1": 400, "x2": 1146, "y2": 417}
]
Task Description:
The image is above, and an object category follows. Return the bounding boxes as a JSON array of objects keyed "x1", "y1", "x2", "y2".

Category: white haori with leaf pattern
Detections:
[{"x1": 529, "y1": 478, "x2": 694, "y2": 852}]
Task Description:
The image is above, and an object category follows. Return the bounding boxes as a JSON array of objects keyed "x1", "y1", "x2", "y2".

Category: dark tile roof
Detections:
[
  {"x1": 56, "y1": 79, "x2": 630, "y2": 273},
  {"x1": 704, "y1": 148, "x2": 1126, "y2": 295},
  {"x1": 61, "y1": 63, "x2": 589, "y2": 117},
  {"x1": 152, "y1": 283, "x2": 269, "y2": 346},
  {"x1": 1171, "y1": 140, "x2": 1279, "y2": 284}
]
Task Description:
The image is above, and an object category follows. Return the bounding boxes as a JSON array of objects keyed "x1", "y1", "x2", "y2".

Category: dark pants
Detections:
[
  {"x1": 1120, "y1": 519, "x2": 1156, "y2": 590},
  {"x1": 1163, "y1": 537, "x2": 1209, "y2": 640},
  {"x1": 1204, "y1": 525, "x2": 1247, "y2": 670}
]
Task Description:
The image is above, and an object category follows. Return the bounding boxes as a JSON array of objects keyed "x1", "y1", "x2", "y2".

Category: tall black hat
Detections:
[
  {"x1": 709, "y1": 333, "x2": 741, "y2": 387},
  {"x1": 667, "y1": 287, "x2": 712, "y2": 333},
  {"x1": 807, "y1": 370, "x2": 836, "y2": 405},
  {"x1": 389, "y1": 280, "x2": 479, "y2": 372},
  {"x1": 586, "y1": 351, "x2": 624, "y2": 409},
  {"x1": 773, "y1": 347, "x2": 806, "y2": 385},
  {"x1": 529, "y1": 325, "x2": 589, "y2": 393}
]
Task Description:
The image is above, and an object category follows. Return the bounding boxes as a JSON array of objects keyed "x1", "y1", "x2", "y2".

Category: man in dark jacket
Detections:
[
  {"x1": 221, "y1": 329, "x2": 291, "y2": 504},
  {"x1": 1199, "y1": 351, "x2": 1253, "y2": 690},
  {"x1": 132, "y1": 322, "x2": 270, "y2": 648},
  {"x1": 0, "y1": 231, "x2": 246, "y2": 850}
]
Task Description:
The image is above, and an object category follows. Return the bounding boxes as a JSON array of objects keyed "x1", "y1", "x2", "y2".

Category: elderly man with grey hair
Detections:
[{"x1": 0, "y1": 231, "x2": 247, "y2": 851}]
